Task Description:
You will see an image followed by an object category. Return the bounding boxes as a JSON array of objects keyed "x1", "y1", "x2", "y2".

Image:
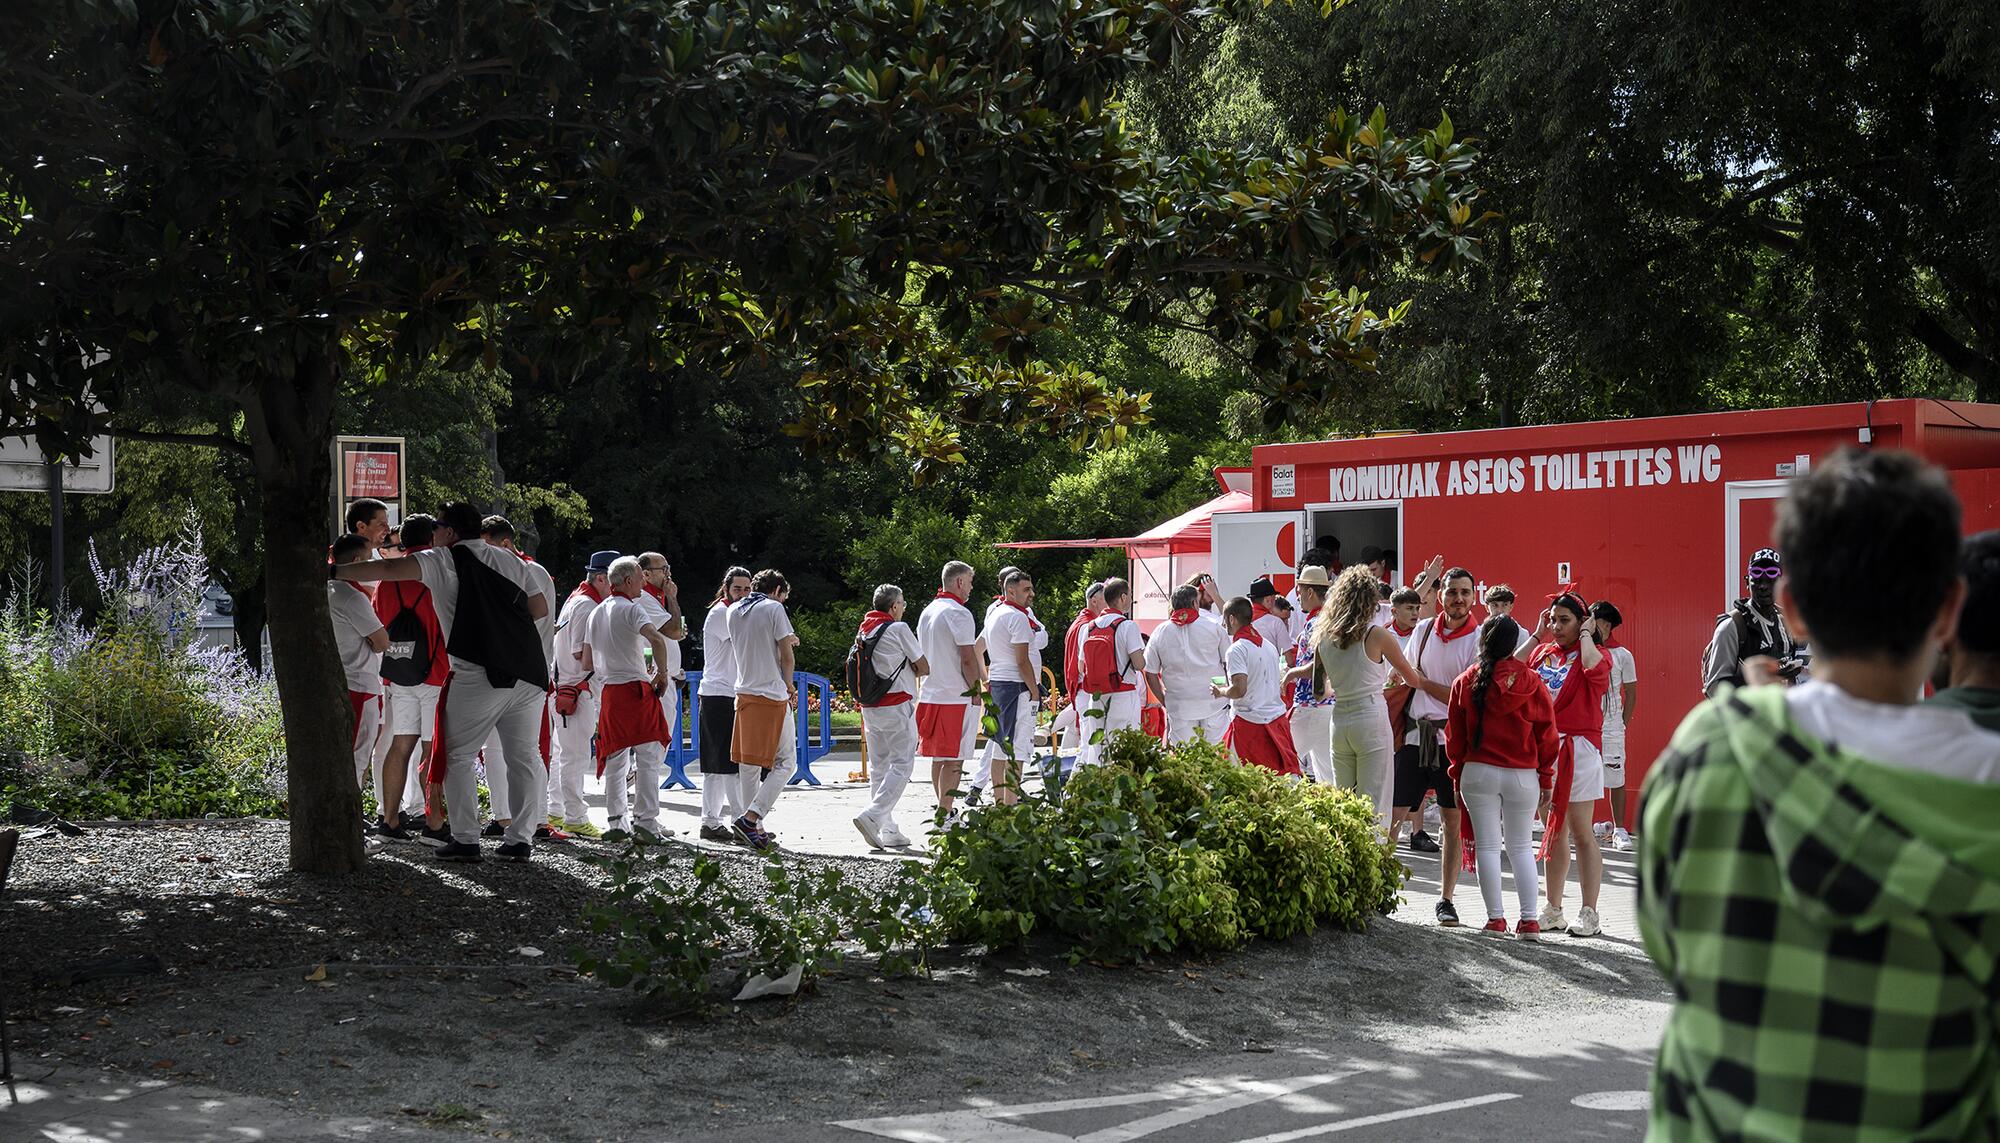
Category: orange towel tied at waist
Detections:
[{"x1": 731, "y1": 694, "x2": 789, "y2": 769}]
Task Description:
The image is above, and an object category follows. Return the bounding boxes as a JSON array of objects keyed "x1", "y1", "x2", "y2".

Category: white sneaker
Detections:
[
  {"x1": 1613, "y1": 827, "x2": 1632, "y2": 851},
  {"x1": 878, "y1": 828, "x2": 915, "y2": 849},
  {"x1": 1570, "y1": 905, "x2": 1602, "y2": 937},
  {"x1": 854, "y1": 813, "x2": 887, "y2": 850},
  {"x1": 1539, "y1": 905, "x2": 1568, "y2": 932}
]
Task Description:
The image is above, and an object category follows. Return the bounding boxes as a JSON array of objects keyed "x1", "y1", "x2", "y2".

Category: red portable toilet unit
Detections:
[{"x1": 1212, "y1": 399, "x2": 2000, "y2": 810}]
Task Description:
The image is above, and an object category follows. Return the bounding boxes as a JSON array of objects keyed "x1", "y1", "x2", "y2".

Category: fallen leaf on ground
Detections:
[
  {"x1": 224, "y1": 1036, "x2": 242, "y2": 1046},
  {"x1": 513, "y1": 946, "x2": 544, "y2": 957},
  {"x1": 151, "y1": 1059, "x2": 174, "y2": 1069},
  {"x1": 330, "y1": 1057, "x2": 353, "y2": 1069},
  {"x1": 1003, "y1": 967, "x2": 1050, "y2": 978},
  {"x1": 305, "y1": 965, "x2": 327, "y2": 982}
]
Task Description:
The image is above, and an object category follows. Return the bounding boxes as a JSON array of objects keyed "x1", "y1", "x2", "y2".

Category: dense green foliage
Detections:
[
  {"x1": 0, "y1": 540, "x2": 286, "y2": 821},
  {"x1": 929, "y1": 731, "x2": 1405, "y2": 962},
  {"x1": 576, "y1": 839, "x2": 941, "y2": 1008}
]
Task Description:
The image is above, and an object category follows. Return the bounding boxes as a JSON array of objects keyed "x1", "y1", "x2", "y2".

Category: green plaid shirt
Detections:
[{"x1": 1638, "y1": 685, "x2": 2000, "y2": 1141}]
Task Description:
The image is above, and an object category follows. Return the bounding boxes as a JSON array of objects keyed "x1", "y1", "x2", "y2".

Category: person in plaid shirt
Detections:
[{"x1": 1639, "y1": 448, "x2": 2000, "y2": 1140}]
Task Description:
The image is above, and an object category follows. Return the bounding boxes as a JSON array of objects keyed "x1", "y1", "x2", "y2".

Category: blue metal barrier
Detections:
[{"x1": 660, "y1": 671, "x2": 838, "y2": 790}]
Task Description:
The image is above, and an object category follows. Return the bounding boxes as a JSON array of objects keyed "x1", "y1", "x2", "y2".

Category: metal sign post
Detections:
[{"x1": 0, "y1": 433, "x2": 116, "y2": 607}]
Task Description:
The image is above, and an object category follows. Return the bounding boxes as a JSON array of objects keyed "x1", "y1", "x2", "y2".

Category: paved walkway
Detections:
[{"x1": 1, "y1": 1067, "x2": 463, "y2": 1142}]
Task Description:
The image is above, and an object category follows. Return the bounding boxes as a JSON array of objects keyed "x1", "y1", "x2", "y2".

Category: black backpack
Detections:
[
  {"x1": 379, "y1": 584, "x2": 434, "y2": 687},
  {"x1": 845, "y1": 623, "x2": 905, "y2": 705}
]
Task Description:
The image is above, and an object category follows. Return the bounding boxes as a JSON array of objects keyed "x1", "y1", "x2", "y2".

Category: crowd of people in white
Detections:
[{"x1": 324, "y1": 501, "x2": 1650, "y2": 943}]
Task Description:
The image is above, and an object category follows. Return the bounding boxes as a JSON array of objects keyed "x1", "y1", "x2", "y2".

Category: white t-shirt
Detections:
[
  {"x1": 917, "y1": 596, "x2": 979, "y2": 705},
  {"x1": 1077, "y1": 612, "x2": 1147, "y2": 689},
  {"x1": 517, "y1": 557, "x2": 559, "y2": 667},
  {"x1": 1145, "y1": 614, "x2": 1229, "y2": 703},
  {"x1": 584, "y1": 594, "x2": 656, "y2": 686},
  {"x1": 1603, "y1": 644, "x2": 1637, "y2": 748},
  {"x1": 328, "y1": 582, "x2": 384, "y2": 694},
  {"x1": 1404, "y1": 615, "x2": 1482, "y2": 728},
  {"x1": 1251, "y1": 610, "x2": 1291, "y2": 659},
  {"x1": 553, "y1": 590, "x2": 598, "y2": 686},
  {"x1": 1786, "y1": 680, "x2": 2000, "y2": 783},
  {"x1": 866, "y1": 620, "x2": 923, "y2": 703},
  {"x1": 1225, "y1": 635, "x2": 1286, "y2": 724},
  {"x1": 697, "y1": 599, "x2": 737, "y2": 698},
  {"x1": 411, "y1": 540, "x2": 539, "y2": 676},
  {"x1": 727, "y1": 595, "x2": 797, "y2": 702},
  {"x1": 636, "y1": 590, "x2": 685, "y2": 683},
  {"x1": 985, "y1": 604, "x2": 1044, "y2": 684}
]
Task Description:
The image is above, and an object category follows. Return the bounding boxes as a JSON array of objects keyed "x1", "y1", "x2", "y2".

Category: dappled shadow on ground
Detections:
[{"x1": 0, "y1": 822, "x2": 1669, "y2": 1142}]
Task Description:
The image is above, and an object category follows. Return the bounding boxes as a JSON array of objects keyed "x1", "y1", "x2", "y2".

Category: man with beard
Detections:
[
  {"x1": 1399, "y1": 567, "x2": 1482, "y2": 926},
  {"x1": 1702, "y1": 548, "x2": 1805, "y2": 697}
]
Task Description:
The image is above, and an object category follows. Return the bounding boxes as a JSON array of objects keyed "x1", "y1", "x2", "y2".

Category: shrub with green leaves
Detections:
[{"x1": 929, "y1": 730, "x2": 1405, "y2": 962}]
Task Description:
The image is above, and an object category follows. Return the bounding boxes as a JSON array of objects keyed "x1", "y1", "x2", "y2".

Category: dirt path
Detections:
[{"x1": 0, "y1": 821, "x2": 1667, "y2": 1140}]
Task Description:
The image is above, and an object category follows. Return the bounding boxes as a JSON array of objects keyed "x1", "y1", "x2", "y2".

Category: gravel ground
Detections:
[{"x1": 1, "y1": 820, "x2": 1669, "y2": 1141}]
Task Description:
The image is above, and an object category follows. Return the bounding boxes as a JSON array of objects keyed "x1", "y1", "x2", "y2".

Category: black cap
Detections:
[{"x1": 1248, "y1": 577, "x2": 1277, "y2": 600}]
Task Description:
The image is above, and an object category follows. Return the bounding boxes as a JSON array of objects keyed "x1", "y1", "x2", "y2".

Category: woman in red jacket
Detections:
[{"x1": 1446, "y1": 616, "x2": 1558, "y2": 940}]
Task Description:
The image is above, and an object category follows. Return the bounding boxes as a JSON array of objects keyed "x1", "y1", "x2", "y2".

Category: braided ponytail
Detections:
[{"x1": 1467, "y1": 616, "x2": 1521, "y2": 752}]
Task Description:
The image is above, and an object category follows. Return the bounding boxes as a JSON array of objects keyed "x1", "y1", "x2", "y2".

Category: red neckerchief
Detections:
[
  {"x1": 1169, "y1": 608, "x2": 1199, "y2": 626},
  {"x1": 935, "y1": 589, "x2": 967, "y2": 605},
  {"x1": 1231, "y1": 623, "x2": 1263, "y2": 646},
  {"x1": 1391, "y1": 621, "x2": 1415, "y2": 638},
  {"x1": 1250, "y1": 603, "x2": 1272, "y2": 623},
  {"x1": 1001, "y1": 599, "x2": 1042, "y2": 631},
  {"x1": 573, "y1": 580, "x2": 606, "y2": 604},
  {"x1": 642, "y1": 583, "x2": 667, "y2": 605},
  {"x1": 1435, "y1": 614, "x2": 1477, "y2": 643},
  {"x1": 859, "y1": 609, "x2": 895, "y2": 636},
  {"x1": 1601, "y1": 634, "x2": 1621, "y2": 648}
]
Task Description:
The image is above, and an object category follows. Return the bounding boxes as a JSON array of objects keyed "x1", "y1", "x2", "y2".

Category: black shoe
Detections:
[
  {"x1": 481, "y1": 820, "x2": 505, "y2": 839},
  {"x1": 534, "y1": 823, "x2": 573, "y2": 842},
  {"x1": 699, "y1": 825, "x2": 736, "y2": 844},
  {"x1": 372, "y1": 817, "x2": 413, "y2": 841},
  {"x1": 435, "y1": 841, "x2": 482, "y2": 863},
  {"x1": 1410, "y1": 831, "x2": 1441, "y2": 853},
  {"x1": 495, "y1": 841, "x2": 531, "y2": 863},
  {"x1": 420, "y1": 822, "x2": 454, "y2": 846},
  {"x1": 963, "y1": 786, "x2": 984, "y2": 808},
  {"x1": 1436, "y1": 898, "x2": 1461, "y2": 927}
]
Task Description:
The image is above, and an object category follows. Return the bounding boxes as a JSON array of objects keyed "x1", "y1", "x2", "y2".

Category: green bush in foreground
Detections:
[{"x1": 929, "y1": 730, "x2": 1406, "y2": 963}]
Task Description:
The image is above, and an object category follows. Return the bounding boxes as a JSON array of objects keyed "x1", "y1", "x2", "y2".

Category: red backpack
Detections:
[{"x1": 1080, "y1": 615, "x2": 1138, "y2": 695}]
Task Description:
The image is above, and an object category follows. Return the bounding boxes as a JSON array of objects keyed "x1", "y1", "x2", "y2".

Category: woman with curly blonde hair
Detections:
[{"x1": 1310, "y1": 566, "x2": 1434, "y2": 827}]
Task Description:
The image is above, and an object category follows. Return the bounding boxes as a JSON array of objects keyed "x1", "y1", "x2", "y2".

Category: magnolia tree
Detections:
[{"x1": 0, "y1": 0, "x2": 1483, "y2": 873}]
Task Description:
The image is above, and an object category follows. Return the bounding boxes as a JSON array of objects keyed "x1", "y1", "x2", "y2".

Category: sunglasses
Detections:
[{"x1": 1748, "y1": 566, "x2": 1782, "y2": 581}]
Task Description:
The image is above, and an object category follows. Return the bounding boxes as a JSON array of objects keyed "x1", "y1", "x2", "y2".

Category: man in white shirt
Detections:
[
  {"x1": 1247, "y1": 578, "x2": 1292, "y2": 658},
  {"x1": 1402, "y1": 567, "x2": 1482, "y2": 926},
  {"x1": 1075, "y1": 578, "x2": 1147, "y2": 767},
  {"x1": 334, "y1": 502, "x2": 551, "y2": 863},
  {"x1": 636, "y1": 551, "x2": 688, "y2": 746},
  {"x1": 915, "y1": 561, "x2": 983, "y2": 823},
  {"x1": 694, "y1": 566, "x2": 753, "y2": 844},
  {"x1": 477, "y1": 516, "x2": 562, "y2": 840},
  {"x1": 329, "y1": 535, "x2": 389, "y2": 797},
  {"x1": 1213, "y1": 596, "x2": 1298, "y2": 774},
  {"x1": 853, "y1": 584, "x2": 928, "y2": 849},
  {"x1": 548, "y1": 550, "x2": 618, "y2": 840},
  {"x1": 586, "y1": 557, "x2": 675, "y2": 840},
  {"x1": 1280, "y1": 567, "x2": 1336, "y2": 781},
  {"x1": 1591, "y1": 600, "x2": 1638, "y2": 849},
  {"x1": 979, "y1": 569, "x2": 1044, "y2": 806},
  {"x1": 727, "y1": 569, "x2": 801, "y2": 849},
  {"x1": 1145, "y1": 584, "x2": 1229, "y2": 744}
]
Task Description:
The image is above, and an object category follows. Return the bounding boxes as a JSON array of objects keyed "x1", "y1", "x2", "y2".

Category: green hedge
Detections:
[{"x1": 929, "y1": 730, "x2": 1405, "y2": 962}]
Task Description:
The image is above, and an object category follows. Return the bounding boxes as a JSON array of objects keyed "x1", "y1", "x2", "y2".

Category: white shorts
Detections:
[
  {"x1": 1567, "y1": 736, "x2": 1605, "y2": 803},
  {"x1": 1600, "y1": 738, "x2": 1627, "y2": 790},
  {"x1": 385, "y1": 682, "x2": 442, "y2": 740}
]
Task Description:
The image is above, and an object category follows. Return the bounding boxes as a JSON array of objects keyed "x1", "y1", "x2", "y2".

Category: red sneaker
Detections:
[
  {"x1": 534, "y1": 823, "x2": 573, "y2": 842},
  {"x1": 1482, "y1": 918, "x2": 1509, "y2": 935},
  {"x1": 1516, "y1": 920, "x2": 1542, "y2": 942}
]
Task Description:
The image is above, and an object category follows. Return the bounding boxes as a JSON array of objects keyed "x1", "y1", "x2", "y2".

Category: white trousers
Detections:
[
  {"x1": 603, "y1": 743, "x2": 665, "y2": 830},
  {"x1": 1458, "y1": 762, "x2": 1541, "y2": 923},
  {"x1": 441, "y1": 675, "x2": 546, "y2": 846},
  {"x1": 549, "y1": 686, "x2": 597, "y2": 821},
  {"x1": 480, "y1": 695, "x2": 549, "y2": 824},
  {"x1": 861, "y1": 702, "x2": 919, "y2": 831},
  {"x1": 1288, "y1": 705, "x2": 1335, "y2": 783},
  {"x1": 1331, "y1": 698, "x2": 1394, "y2": 827},
  {"x1": 700, "y1": 774, "x2": 742, "y2": 830},
  {"x1": 1076, "y1": 690, "x2": 1142, "y2": 766},
  {"x1": 1165, "y1": 699, "x2": 1230, "y2": 746},
  {"x1": 973, "y1": 701, "x2": 1037, "y2": 786},
  {"x1": 737, "y1": 717, "x2": 798, "y2": 823},
  {"x1": 351, "y1": 694, "x2": 382, "y2": 792}
]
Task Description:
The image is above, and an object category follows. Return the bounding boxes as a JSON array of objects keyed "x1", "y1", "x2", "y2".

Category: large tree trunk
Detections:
[
  {"x1": 244, "y1": 348, "x2": 364, "y2": 874},
  {"x1": 229, "y1": 575, "x2": 268, "y2": 675}
]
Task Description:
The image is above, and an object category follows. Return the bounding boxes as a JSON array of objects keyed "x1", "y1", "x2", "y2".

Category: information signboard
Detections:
[{"x1": 332, "y1": 436, "x2": 407, "y2": 533}]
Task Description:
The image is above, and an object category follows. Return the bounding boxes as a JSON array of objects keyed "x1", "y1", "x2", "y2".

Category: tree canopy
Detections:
[{"x1": 0, "y1": 0, "x2": 1480, "y2": 871}]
